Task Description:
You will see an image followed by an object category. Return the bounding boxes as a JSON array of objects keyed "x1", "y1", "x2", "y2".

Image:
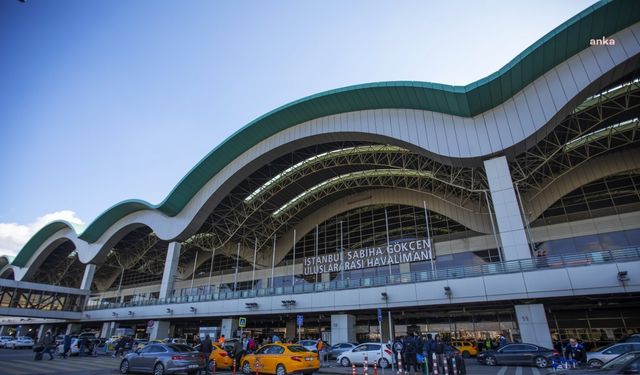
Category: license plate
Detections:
[
  {"x1": 305, "y1": 357, "x2": 313, "y2": 361},
  {"x1": 188, "y1": 364, "x2": 199, "y2": 368}
]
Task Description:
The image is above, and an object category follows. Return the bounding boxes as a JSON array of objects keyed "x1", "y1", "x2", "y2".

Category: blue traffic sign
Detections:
[
  {"x1": 296, "y1": 314, "x2": 303, "y2": 326},
  {"x1": 377, "y1": 308, "x2": 382, "y2": 322}
]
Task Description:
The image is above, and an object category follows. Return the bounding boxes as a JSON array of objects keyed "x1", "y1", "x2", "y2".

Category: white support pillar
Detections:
[
  {"x1": 515, "y1": 304, "x2": 552, "y2": 348},
  {"x1": 285, "y1": 319, "x2": 297, "y2": 341},
  {"x1": 484, "y1": 156, "x2": 531, "y2": 260},
  {"x1": 160, "y1": 242, "x2": 182, "y2": 299},
  {"x1": 104, "y1": 322, "x2": 119, "y2": 338},
  {"x1": 221, "y1": 318, "x2": 238, "y2": 339},
  {"x1": 321, "y1": 273, "x2": 330, "y2": 283},
  {"x1": 37, "y1": 324, "x2": 51, "y2": 342},
  {"x1": 80, "y1": 264, "x2": 96, "y2": 291},
  {"x1": 330, "y1": 314, "x2": 356, "y2": 346},
  {"x1": 100, "y1": 322, "x2": 111, "y2": 338},
  {"x1": 148, "y1": 321, "x2": 171, "y2": 340}
]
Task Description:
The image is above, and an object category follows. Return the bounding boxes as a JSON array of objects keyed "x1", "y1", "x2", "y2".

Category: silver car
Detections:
[
  {"x1": 119, "y1": 343, "x2": 205, "y2": 375},
  {"x1": 328, "y1": 343, "x2": 357, "y2": 359},
  {"x1": 587, "y1": 343, "x2": 640, "y2": 367}
]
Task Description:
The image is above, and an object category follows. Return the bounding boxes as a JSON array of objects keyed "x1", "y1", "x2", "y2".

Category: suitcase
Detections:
[{"x1": 34, "y1": 352, "x2": 43, "y2": 361}]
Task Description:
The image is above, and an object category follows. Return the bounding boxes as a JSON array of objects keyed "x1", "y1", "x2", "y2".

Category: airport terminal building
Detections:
[{"x1": 1, "y1": 0, "x2": 639, "y2": 349}]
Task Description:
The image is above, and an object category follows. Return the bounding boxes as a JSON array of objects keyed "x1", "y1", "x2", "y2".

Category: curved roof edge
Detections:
[{"x1": 9, "y1": 0, "x2": 640, "y2": 267}]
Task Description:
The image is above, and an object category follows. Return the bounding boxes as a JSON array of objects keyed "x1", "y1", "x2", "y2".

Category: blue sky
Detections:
[{"x1": 0, "y1": 0, "x2": 597, "y2": 257}]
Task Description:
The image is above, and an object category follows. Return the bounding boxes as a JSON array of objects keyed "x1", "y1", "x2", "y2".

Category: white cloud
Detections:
[{"x1": 0, "y1": 211, "x2": 84, "y2": 258}]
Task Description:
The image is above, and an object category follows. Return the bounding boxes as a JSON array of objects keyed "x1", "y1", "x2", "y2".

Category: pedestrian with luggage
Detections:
[
  {"x1": 43, "y1": 331, "x2": 55, "y2": 360},
  {"x1": 200, "y1": 334, "x2": 212, "y2": 374},
  {"x1": 564, "y1": 338, "x2": 586, "y2": 366},
  {"x1": 403, "y1": 333, "x2": 419, "y2": 375},
  {"x1": 62, "y1": 334, "x2": 72, "y2": 358},
  {"x1": 423, "y1": 334, "x2": 436, "y2": 374}
]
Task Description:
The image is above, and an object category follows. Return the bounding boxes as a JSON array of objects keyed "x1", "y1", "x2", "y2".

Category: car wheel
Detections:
[
  {"x1": 485, "y1": 356, "x2": 497, "y2": 366},
  {"x1": 461, "y1": 350, "x2": 470, "y2": 358},
  {"x1": 153, "y1": 363, "x2": 165, "y2": 375},
  {"x1": 276, "y1": 364, "x2": 287, "y2": 375},
  {"x1": 119, "y1": 359, "x2": 130, "y2": 374},
  {"x1": 534, "y1": 356, "x2": 548, "y2": 368},
  {"x1": 378, "y1": 358, "x2": 390, "y2": 369},
  {"x1": 242, "y1": 361, "x2": 252, "y2": 375},
  {"x1": 588, "y1": 359, "x2": 604, "y2": 368},
  {"x1": 340, "y1": 357, "x2": 351, "y2": 367}
]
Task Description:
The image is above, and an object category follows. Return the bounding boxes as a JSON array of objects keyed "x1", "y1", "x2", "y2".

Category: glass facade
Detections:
[
  {"x1": 534, "y1": 229, "x2": 640, "y2": 257},
  {"x1": 534, "y1": 171, "x2": 640, "y2": 226}
]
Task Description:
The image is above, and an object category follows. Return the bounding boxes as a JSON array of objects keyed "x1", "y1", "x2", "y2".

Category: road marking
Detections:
[
  {"x1": 532, "y1": 367, "x2": 542, "y2": 375},
  {"x1": 497, "y1": 366, "x2": 508, "y2": 375},
  {"x1": 515, "y1": 366, "x2": 523, "y2": 375}
]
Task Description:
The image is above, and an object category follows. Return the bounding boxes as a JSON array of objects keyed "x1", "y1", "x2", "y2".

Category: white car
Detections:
[
  {"x1": 0, "y1": 336, "x2": 14, "y2": 348},
  {"x1": 337, "y1": 342, "x2": 395, "y2": 368},
  {"x1": 5, "y1": 336, "x2": 34, "y2": 349},
  {"x1": 299, "y1": 339, "x2": 320, "y2": 353}
]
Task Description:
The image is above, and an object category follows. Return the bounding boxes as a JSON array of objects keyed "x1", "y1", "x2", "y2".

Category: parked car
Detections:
[
  {"x1": 5, "y1": 336, "x2": 34, "y2": 349},
  {"x1": 208, "y1": 342, "x2": 234, "y2": 371},
  {"x1": 328, "y1": 343, "x2": 358, "y2": 359},
  {"x1": 240, "y1": 343, "x2": 319, "y2": 375},
  {"x1": 587, "y1": 343, "x2": 640, "y2": 368},
  {"x1": 0, "y1": 335, "x2": 14, "y2": 348},
  {"x1": 550, "y1": 351, "x2": 640, "y2": 374},
  {"x1": 299, "y1": 340, "x2": 320, "y2": 353},
  {"x1": 337, "y1": 342, "x2": 394, "y2": 368},
  {"x1": 450, "y1": 340, "x2": 478, "y2": 358},
  {"x1": 477, "y1": 343, "x2": 559, "y2": 368},
  {"x1": 119, "y1": 343, "x2": 205, "y2": 375}
]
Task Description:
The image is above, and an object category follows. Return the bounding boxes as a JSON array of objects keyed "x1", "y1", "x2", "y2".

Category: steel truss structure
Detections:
[{"x1": 27, "y1": 74, "x2": 640, "y2": 292}]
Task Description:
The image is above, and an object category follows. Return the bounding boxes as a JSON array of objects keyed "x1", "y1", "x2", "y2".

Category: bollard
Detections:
[
  {"x1": 212, "y1": 359, "x2": 217, "y2": 375},
  {"x1": 443, "y1": 355, "x2": 449, "y2": 375},
  {"x1": 353, "y1": 363, "x2": 357, "y2": 375},
  {"x1": 451, "y1": 357, "x2": 457, "y2": 375},
  {"x1": 397, "y1": 352, "x2": 403, "y2": 375},
  {"x1": 255, "y1": 359, "x2": 260, "y2": 375},
  {"x1": 374, "y1": 361, "x2": 378, "y2": 375},
  {"x1": 233, "y1": 359, "x2": 237, "y2": 375},
  {"x1": 432, "y1": 353, "x2": 439, "y2": 375},
  {"x1": 364, "y1": 354, "x2": 369, "y2": 375}
]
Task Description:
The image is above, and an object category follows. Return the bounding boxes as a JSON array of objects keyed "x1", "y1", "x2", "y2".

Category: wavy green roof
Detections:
[{"x1": 10, "y1": 0, "x2": 640, "y2": 267}]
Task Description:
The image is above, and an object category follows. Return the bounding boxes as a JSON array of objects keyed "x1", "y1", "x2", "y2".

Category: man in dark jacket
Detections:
[
  {"x1": 564, "y1": 338, "x2": 587, "y2": 365},
  {"x1": 423, "y1": 334, "x2": 436, "y2": 374},
  {"x1": 62, "y1": 334, "x2": 72, "y2": 358},
  {"x1": 42, "y1": 331, "x2": 54, "y2": 360},
  {"x1": 402, "y1": 333, "x2": 419, "y2": 375},
  {"x1": 200, "y1": 334, "x2": 213, "y2": 371}
]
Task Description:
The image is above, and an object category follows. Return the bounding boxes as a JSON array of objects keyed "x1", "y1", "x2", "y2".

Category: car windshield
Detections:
[
  {"x1": 168, "y1": 344, "x2": 196, "y2": 353},
  {"x1": 288, "y1": 345, "x2": 311, "y2": 352},
  {"x1": 601, "y1": 352, "x2": 640, "y2": 370}
]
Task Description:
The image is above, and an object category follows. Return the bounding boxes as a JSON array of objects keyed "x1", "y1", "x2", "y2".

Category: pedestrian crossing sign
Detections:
[{"x1": 239, "y1": 317, "x2": 247, "y2": 328}]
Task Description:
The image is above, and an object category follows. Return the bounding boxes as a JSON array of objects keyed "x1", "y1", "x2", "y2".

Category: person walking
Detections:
[
  {"x1": 498, "y1": 334, "x2": 507, "y2": 349},
  {"x1": 200, "y1": 334, "x2": 213, "y2": 374},
  {"x1": 42, "y1": 331, "x2": 55, "y2": 361},
  {"x1": 62, "y1": 334, "x2": 72, "y2": 359},
  {"x1": 218, "y1": 334, "x2": 226, "y2": 345},
  {"x1": 402, "y1": 333, "x2": 419, "y2": 375},
  {"x1": 423, "y1": 334, "x2": 436, "y2": 374}
]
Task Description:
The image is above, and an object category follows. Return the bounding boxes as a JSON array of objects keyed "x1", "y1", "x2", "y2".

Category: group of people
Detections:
[{"x1": 393, "y1": 332, "x2": 448, "y2": 375}]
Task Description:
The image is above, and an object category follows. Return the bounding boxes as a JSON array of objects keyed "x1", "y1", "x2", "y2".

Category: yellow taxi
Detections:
[
  {"x1": 208, "y1": 342, "x2": 234, "y2": 369},
  {"x1": 240, "y1": 343, "x2": 320, "y2": 375},
  {"x1": 450, "y1": 340, "x2": 478, "y2": 357}
]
